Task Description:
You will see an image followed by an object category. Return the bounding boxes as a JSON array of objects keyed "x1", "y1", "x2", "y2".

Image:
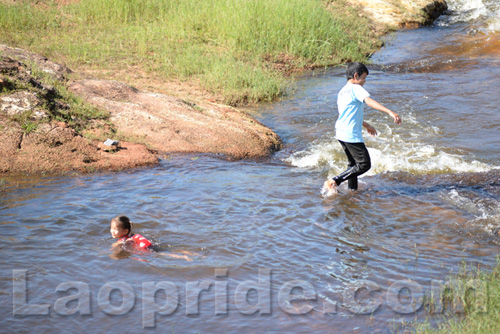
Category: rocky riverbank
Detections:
[
  {"x1": 0, "y1": 44, "x2": 282, "y2": 175},
  {"x1": 69, "y1": 79, "x2": 282, "y2": 160},
  {"x1": 348, "y1": 0, "x2": 447, "y2": 29},
  {"x1": 0, "y1": 46, "x2": 160, "y2": 175}
]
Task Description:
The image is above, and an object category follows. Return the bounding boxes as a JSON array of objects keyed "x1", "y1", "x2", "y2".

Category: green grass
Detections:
[
  {"x1": 1, "y1": 60, "x2": 109, "y2": 133},
  {"x1": 0, "y1": 0, "x2": 379, "y2": 104},
  {"x1": 413, "y1": 263, "x2": 500, "y2": 334}
]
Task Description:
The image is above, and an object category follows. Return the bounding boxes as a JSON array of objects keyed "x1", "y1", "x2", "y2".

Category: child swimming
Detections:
[
  {"x1": 109, "y1": 215, "x2": 196, "y2": 261},
  {"x1": 110, "y1": 215, "x2": 152, "y2": 250}
]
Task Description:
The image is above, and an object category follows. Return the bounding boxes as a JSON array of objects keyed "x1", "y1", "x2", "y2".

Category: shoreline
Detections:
[{"x1": 0, "y1": 0, "x2": 447, "y2": 177}]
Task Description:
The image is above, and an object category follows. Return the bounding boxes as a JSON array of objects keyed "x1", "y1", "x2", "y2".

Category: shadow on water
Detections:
[{"x1": 378, "y1": 169, "x2": 500, "y2": 197}]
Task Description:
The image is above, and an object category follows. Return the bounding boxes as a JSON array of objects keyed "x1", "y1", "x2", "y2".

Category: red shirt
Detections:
[{"x1": 119, "y1": 234, "x2": 152, "y2": 250}]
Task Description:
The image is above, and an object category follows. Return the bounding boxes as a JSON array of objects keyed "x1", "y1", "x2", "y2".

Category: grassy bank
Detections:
[
  {"x1": 414, "y1": 264, "x2": 500, "y2": 334},
  {"x1": 2, "y1": 61, "x2": 109, "y2": 134},
  {"x1": 0, "y1": 0, "x2": 380, "y2": 105}
]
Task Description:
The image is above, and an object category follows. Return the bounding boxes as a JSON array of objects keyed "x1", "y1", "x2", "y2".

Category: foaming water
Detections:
[
  {"x1": 441, "y1": 0, "x2": 500, "y2": 32},
  {"x1": 286, "y1": 131, "x2": 494, "y2": 175},
  {"x1": 1, "y1": 2, "x2": 500, "y2": 333}
]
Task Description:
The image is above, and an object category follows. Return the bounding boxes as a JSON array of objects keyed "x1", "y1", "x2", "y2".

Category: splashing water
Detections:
[
  {"x1": 439, "y1": 0, "x2": 500, "y2": 33},
  {"x1": 285, "y1": 106, "x2": 496, "y2": 176}
]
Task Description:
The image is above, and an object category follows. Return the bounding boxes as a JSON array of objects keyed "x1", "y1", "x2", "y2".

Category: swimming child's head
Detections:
[
  {"x1": 110, "y1": 215, "x2": 132, "y2": 239},
  {"x1": 346, "y1": 62, "x2": 369, "y2": 85}
]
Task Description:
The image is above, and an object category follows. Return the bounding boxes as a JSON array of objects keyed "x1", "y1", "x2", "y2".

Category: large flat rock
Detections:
[{"x1": 69, "y1": 79, "x2": 283, "y2": 159}]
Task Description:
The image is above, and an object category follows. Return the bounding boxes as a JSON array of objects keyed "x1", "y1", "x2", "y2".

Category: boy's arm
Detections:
[
  {"x1": 363, "y1": 121, "x2": 377, "y2": 137},
  {"x1": 365, "y1": 97, "x2": 401, "y2": 124}
]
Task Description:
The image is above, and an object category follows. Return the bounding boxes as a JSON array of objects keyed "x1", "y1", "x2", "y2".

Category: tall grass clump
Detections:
[
  {"x1": 411, "y1": 263, "x2": 500, "y2": 334},
  {"x1": 0, "y1": 0, "x2": 379, "y2": 104}
]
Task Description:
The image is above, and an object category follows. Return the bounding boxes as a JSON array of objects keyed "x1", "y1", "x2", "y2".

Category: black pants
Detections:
[{"x1": 333, "y1": 140, "x2": 371, "y2": 190}]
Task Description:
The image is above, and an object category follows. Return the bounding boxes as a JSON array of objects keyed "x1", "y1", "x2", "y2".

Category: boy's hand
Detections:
[
  {"x1": 364, "y1": 97, "x2": 401, "y2": 124},
  {"x1": 366, "y1": 125, "x2": 377, "y2": 137},
  {"x1": 391, "y1": 112, "x2": 401, "y2": 124},
  {"x1": 363, "y1": 122, "x2": 377, "y2": 137}
]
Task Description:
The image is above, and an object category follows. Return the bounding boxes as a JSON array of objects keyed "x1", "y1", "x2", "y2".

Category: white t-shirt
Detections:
[{"x1": 335, "y1": 83, "x2": 370, "y2": 143}]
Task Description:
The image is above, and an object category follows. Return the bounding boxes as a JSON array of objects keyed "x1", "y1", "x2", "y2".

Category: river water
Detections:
[{"x1": 1, "y1": 0, "x2": 500, "y2": 333}]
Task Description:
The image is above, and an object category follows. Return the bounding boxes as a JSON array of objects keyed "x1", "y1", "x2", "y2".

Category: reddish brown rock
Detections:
[
  {"x1": 0, "y1": 44, "x2": 282, "y2": 175},
  {"x1": 0, "y1": 47, "x2": 160, "y2": 175},
  {"x1": 0, "y1": 119, "x2": 158, "y2": 175},
  {"x1": 69, "y1": 79, "x2": 283, "y2": 159}
]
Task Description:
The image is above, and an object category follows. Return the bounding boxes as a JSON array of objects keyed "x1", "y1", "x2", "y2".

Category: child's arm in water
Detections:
[
  {"x1": 160, "y1": 250, "x2": 198, "y2": 262},
  {"x1": 111, "y1": 238, "x2": 136, "y2": 250},
  {"x1": 111, "y1": 240, "x2": 123, "y2": 248},
  {"x1": 365, "y1": 97, "x2": 402, "y2": 124}
]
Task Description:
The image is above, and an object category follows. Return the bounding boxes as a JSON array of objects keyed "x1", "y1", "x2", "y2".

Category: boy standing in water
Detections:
[{"x1": 323, "y1": 62, "x2": 401, "y2": 195}]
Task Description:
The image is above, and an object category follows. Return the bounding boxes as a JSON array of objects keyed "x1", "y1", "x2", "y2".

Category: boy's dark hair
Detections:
[
  {"x1": 112, "y1": 215, "x2": 131, "y2": 233},
  {"x1": 346, "y1": 62, "x2": 369, "y2": 80}
]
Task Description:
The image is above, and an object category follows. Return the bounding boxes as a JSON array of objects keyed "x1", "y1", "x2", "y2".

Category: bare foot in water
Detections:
[{"x1": 321, "y1": 179, "x2": 338, "y2": 197}]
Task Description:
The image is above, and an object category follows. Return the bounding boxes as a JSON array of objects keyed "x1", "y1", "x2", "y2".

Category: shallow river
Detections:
[{"x1": 1, "y1": 0, "x2": 500, "y2": 333}]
